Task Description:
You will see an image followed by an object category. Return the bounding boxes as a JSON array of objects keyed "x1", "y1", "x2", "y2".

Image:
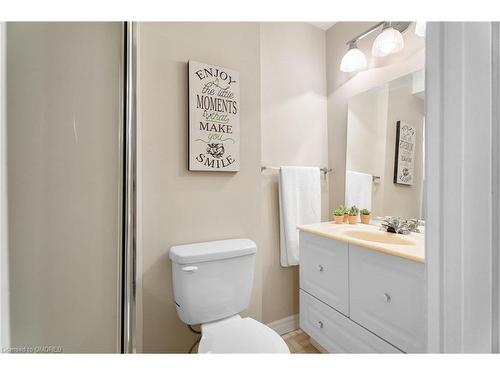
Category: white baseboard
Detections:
[{"x1": 266, "y1": 314, "x2": 299, "y2": 335}]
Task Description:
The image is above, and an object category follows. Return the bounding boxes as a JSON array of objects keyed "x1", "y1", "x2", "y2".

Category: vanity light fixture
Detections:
[
  {"x1": 339, "y1": 21, "x2": 412, "y2": 73},
  {"x1": 372, "y1": 22, "x2": 407, "y2": 57},
  {"x1": 340, "y1": 41, "x2": 367, "y2": 73}
]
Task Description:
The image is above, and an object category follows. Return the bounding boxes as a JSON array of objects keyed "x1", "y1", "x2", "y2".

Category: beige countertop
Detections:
[{"x1": 297, "y1": 222, "x2": 425, "y2": 264}]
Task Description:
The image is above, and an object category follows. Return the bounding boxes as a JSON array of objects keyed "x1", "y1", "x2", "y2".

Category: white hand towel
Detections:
[
  {"x1": 279, "y1": 166, "x2": 321, "y2": 267},
  {"x1": 345, "y1": 170, "x2": 373, "y2": 211}
]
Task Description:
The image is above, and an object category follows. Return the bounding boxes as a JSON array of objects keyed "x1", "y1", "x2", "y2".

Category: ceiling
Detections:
[{"x1": 308, "y1": 22, "x2": 337, "y2": 31}]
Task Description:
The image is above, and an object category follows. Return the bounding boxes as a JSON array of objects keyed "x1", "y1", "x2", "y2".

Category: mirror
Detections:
[{"x1": 345, "y1": 70, "x2": 425, "y2": 220}]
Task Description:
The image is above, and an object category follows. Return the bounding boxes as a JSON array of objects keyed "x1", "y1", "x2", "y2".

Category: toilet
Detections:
[{"x1": 169, "y1": 238, "x2": 290, "y2": 353}]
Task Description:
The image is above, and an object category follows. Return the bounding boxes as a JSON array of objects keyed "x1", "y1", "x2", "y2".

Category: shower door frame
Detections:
[
  {"x1": 121, "y1": 21, "x2": 140, "y2": 354},
  {"x1": 0, "y1": 21, "x2": 9, "y2": 352}
]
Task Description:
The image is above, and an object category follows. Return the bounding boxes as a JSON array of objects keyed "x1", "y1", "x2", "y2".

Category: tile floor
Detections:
[{"x1": 281, "y1": 329, "x2": 321, "y2": 354}]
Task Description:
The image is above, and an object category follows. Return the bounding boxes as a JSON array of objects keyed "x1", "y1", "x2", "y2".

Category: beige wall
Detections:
[
  {"x1": 138, "y1": 22, "x2": 262, "y2": 353},
  {"x1": 326, "y1": 22, "x2": 425, "y2": 209},
  {"x1": 260, "y1": 23, "x2": 328, "y2": 323}
]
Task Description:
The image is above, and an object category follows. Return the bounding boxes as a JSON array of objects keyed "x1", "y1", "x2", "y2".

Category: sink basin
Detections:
[{"x1": 342, "y1": 229, "x2": 416, "y2": 246}]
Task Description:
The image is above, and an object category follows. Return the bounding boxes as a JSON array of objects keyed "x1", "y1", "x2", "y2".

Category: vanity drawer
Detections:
[
  {"x1": 349, "y1": 245, "x2": 426, "y2": 353},
  {"x1": 299, "y1": 231, "x2": 349, "y2": 315},
  {"x1": 300, "y1": 290, "x2": 401, "y2": 353}
]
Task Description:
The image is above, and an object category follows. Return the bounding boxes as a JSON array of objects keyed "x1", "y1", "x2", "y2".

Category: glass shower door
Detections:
[{"x1": 6, "y1": 22, "x2": 123, "y2": 353}]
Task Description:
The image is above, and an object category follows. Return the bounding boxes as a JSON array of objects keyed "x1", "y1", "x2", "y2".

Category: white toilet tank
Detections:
[{"x1": 169, "y1": 238, "x2": 257, "y2": 325}]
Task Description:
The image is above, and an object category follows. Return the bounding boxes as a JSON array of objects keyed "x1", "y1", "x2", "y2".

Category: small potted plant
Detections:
[
  {"x1": 360, "y1": 208, "x2": 371, "y2": 224},
  {"x1": 333, "y1": 206, "x2": 346, "y2": 224},
  {"x1": 341, "y1": 205, "x2": 349, "y2": 222},
  {"x1": 348, "y1": 205, "x2": 359, "y2": 224}
]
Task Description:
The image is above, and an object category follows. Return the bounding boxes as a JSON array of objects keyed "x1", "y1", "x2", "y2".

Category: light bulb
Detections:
[
  {"x1": 415, "y1": 21, "x2": 426, "y2": 37},
  {"x1": 372, "y1": 26, "x2": 404, "y2": 57},
  {"x1": 340, "y1": 44, "x2": 367, "y2": 73}
]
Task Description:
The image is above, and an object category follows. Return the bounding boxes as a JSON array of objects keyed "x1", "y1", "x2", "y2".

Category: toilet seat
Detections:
[{"x1": 198, "y1": 315, "x2": 290, "y2": 353}]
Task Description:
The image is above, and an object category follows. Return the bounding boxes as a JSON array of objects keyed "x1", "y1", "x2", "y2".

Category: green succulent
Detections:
[
  {"x1": 348, "y1": 205, "x2": 359, "y2": 216},
  {"x1": 334, "y1": 206, "x2": 346, "y2": 216},
  {"x1": 360, "y1": 208, "x2": 371, "y2": 215}
]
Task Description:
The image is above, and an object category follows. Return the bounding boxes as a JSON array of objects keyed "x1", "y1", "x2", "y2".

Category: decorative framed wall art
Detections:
[
  {"x1": 393, "y1": 121, "x2": 416, "y2": 185},
  {"x1": 188, "y1": 60, "x2": 240, "y2": 172}
]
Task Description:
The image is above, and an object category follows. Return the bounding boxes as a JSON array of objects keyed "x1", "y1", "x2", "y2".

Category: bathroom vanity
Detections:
[{"x1": 298, "y1": 222, "x2": 425, "y2": 353}]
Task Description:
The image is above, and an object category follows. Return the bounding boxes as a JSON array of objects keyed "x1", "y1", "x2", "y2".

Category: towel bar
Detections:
[
  {"x1": 261, "y1": 165, "x2": 333, "y2": 175},
  {"x1": 261, "y1": 166, "x2": 380, "y2": 180}
]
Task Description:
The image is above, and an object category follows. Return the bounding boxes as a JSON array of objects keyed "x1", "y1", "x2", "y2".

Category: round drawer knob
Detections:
[
  {"x1": 383, "y1": 293, "x2": 392, "y2": 303},
  {"x1": 317, "y1": 321, "x2": 324, "y2": 329},
  {"x1": 318, "y1": 265, "x2": 324, "y2": 272}
]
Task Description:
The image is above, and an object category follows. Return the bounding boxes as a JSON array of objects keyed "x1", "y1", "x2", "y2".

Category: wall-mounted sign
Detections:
[
  {"x1": 393, "y1": 121, "x2": 416, "y2": 185},
  {"x1": 188, "y1": 61, "x2": 240, "y2": 172}
]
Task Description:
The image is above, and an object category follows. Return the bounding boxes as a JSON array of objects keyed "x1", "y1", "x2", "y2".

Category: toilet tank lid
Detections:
[{"x1": 169, "y1": 238, "x2": 257, "y2": 264}]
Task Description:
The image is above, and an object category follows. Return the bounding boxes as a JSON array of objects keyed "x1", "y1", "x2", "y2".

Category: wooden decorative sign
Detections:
[
  {"x1": 393, "y1": 121, "x2": 417, "y2": 185},
  {"x1": 188, "y1": 61, "x2": 240, "y2": 172}
]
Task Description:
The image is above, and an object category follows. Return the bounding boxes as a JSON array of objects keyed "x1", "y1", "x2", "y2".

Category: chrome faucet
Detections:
[
  {"x1": 405, "y1": 219, "x2": 423, "y2": 233},
  {"x1": 380, "y1": 217, "x2": 423, "y2": 235}
]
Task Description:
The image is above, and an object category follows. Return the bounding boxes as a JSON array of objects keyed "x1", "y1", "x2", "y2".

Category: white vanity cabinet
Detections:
[
  {"x1": 349, "y1": 245, "x2": 426, "y2": 353},
  {"x1": 299, "y1": 232, "x2": 349, "y2": 315},
  {"x1": 300, "y1": 290, "x2": 401, "y2": 353},
  {"x1": 299, "y1": 231, "x2": 426, "y2": 353}
]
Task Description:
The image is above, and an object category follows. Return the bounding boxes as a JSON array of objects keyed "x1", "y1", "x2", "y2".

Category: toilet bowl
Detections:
[
  {"x1": 169, "y1": 238, "x2": 290, "y2": 354},
  {"x1": 198, "y1": 315, "x2": 289, "y2": 353}
]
